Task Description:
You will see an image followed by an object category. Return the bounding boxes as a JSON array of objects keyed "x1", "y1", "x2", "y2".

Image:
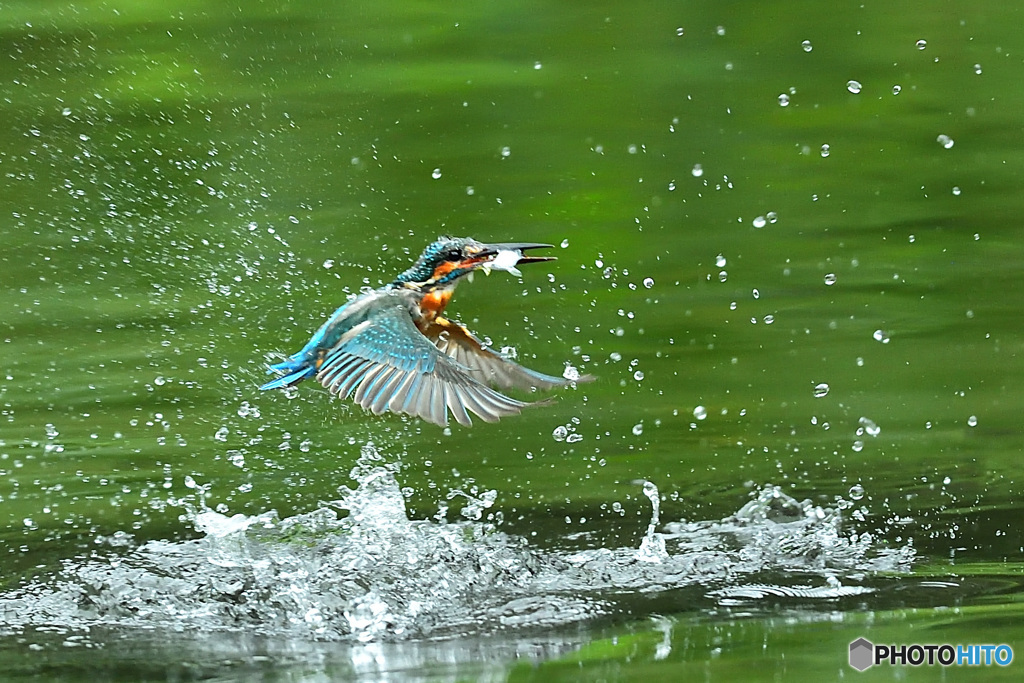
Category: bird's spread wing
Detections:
[
  {"x1": 423, "y1": 318, "x2": 584, "y2": 392},
  {"x1": 314, "y1": 305, "x2": 529, "y2": 427}
]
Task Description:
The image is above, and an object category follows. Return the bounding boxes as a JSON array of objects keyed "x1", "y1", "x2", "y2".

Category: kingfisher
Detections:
[{"x1": 260, "y1": 237, "x2": 589, "y2": 427}]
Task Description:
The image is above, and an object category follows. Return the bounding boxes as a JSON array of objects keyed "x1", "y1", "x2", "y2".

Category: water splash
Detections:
[{"x1": 0, "y1": 448, "x2": 914, "y2": 644}]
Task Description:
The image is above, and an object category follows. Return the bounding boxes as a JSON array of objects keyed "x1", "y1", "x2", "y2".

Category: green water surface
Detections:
[{"x1": 2, "y1": 0, "x2": 1023, "y2": 680}]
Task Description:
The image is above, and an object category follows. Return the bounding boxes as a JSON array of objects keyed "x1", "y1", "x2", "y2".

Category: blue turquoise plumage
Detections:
[{"x1": 260, "y1": 237, "x2": 590, "y2": 426}]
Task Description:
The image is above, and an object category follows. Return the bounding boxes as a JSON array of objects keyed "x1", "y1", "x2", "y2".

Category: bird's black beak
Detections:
[{"x1": 476, "y1": 242, "x2": 556, "y2": 265}]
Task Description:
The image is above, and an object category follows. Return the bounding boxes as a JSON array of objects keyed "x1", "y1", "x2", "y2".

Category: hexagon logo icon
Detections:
[{"x1": 849, "y1": 637, "x2": 874, "y2": 671}]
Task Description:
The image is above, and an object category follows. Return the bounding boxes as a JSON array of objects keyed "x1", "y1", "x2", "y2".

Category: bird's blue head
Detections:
[{"x1": 391, "y1": 236, "x2": 555, "y2": 291}]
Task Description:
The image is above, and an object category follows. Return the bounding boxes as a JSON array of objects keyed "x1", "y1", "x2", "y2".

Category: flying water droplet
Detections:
[
  {"x1": 846, "y1": 80, "x2": 862, "y2": 94},
  {"x1": 691, "y1": 164, "x2": 703, "y2": 178},
  {"x1": 824, "y1": 273, "x2": 837, "y2": 286},
  {"x1": 693, "y1": 405, "x2": 707, "y2": 420},
  {"x1": 820, "y1": 144, "x2": 830, "y2": 158},
  {"x1": 915, "y1": 39, "x2": 927, "y2": 50},
  {"x1": 936, "y1": 134, "x2": 954, "y2": 149},
  {"x1": 715, "y1": 254, "x2": 727, "y2": 268},
  {"x1": 752, "y1": 215, "x2": 767, "y2": 228},
  {"x1": 849, "y1": 484, "x2": 865, "y2": 500},
  {"x1": 643, "y1": 277, "x2": 654, "y2": 288},
  {"x1": 967, "y1": 415, "x2": 978, "y2": 427},
  {"x1": 552, "y1": 425, "x2": 568, "y2": 442},
  {"x1": 801, "y1": 40, "x2": 813, "y2": 52},
  {"x1": 431, "y1": 168, "x2": 442, "y2": 179},
  {"x1": 892, "y1": 84, "x2": 902, "y2": 95},
  {"x1": 632, "y1": 423, "x2": 644, "y2": 436},
  {"x1": 872, "y1": 329, "x2": 890, "y2": 344},
  {"x1": 813, "y1": 383, "x2": 830, "y2": 398},
  {"x1": 778, "y1": 93, "x2": 790, "y2": 107},
  {"x1": 858, "y1": 416, "x2": 881, "y2": 437}
]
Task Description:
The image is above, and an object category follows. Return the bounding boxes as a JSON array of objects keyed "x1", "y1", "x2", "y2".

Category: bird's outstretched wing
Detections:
[
  {"x1": 315, "y1": 305, "x2": 529, "y2": 427},
  {"x1": 423, "y1": 318, "x2": 589, "y2": 392}
]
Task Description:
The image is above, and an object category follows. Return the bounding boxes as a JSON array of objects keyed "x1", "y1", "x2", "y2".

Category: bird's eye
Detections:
[{"x1": 444, "y1": 249, "x2": 463, "y2": 262}]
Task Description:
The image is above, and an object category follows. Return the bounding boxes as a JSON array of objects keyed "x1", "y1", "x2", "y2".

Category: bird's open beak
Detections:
[{"x1": 475, "y1": 242, "x2": 556, "y2": 266}]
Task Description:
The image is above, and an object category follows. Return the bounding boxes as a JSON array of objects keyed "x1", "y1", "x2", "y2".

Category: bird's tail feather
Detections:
[{"x1": 259, "y1": 356, "x2": 314, "y2": 390}]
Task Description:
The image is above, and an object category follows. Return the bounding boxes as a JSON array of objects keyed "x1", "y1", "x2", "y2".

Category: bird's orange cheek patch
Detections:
[{"x1": 432, "y1": 261, "x2": 458, "y2": 279}]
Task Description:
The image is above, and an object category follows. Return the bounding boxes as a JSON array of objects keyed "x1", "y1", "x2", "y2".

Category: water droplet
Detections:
[
  {"x1": 801, "y1": 40, "x2": 813, "y2": 52},
  {"x1": 852, "y1": 440, "x2": 864, "y2": 452},
  {"x1": 952, "y1": 186, "x2": 961, "y2": 196},
  {"x1": 566, "y1": 433, "x2": 583, "y2": 443},
  {"x1": 859, "y1": 416, "x2": 881, "y2": 437},
  {"x1": 214, "y1": 426, "x2": 229, "y2": 442},
  {"x1": 718, "y1": 270, "x2": 728, "y2": 282},
  {"x1": 813, "y1": 383, "x2": 830, "y2": 398},
  {"x1": 533, "y1": 61, "x2": 542, "y2": 70},
  {"x1": 973, "y1": 63, "x2": 982, "y2": 75},
  {"x1": 693, "y1": 405, "x2": 707, "y2": 420},
  {"x1": 778, "y1": 93, "x2": 790, "y2": 107},
  {"x1": 715, "y1": 254, "x2": 727, "y2": 268},
  {"x1": 872, "y1": 329, "x2": 890, "y2": 344},
  {"x1": 752, "y1": 288, "x2": 760, "y2": 299},
  {"x1": 633, "y1": 370, "x2": 645, "y2": 381},
  {"x1": 62, "y1": 107, "x2": 72, "y2": 116},
  {"x1": 916, "y1": 39, "x2": 927, "y2": 50},
  {"x1": 154, "y1": 376, "x2": 166, "y2": 386},
  {"x1": 892, "y1": 84, "x2": 902, "y2": 95},
  {"x1": 763, "y1": 315, "x2": 774, "y2": 324},
  {"x1": 632, "y1": 423, "x2": 644, "y2": 436},
  {"x1": 466, "y1": 186, "x2": 475, "y2": 195},
  {"x1": 967, "y1": 415, "x2": 978, "y2": 427},
  {"x1": 552, "y1": 425, "x2": 568, "y2": 441},
  {"x1": 691, "y1": 163, "x2": 704, "y2": 178},
  {"x1": 500, "y1": 146, "x2": 511, "y2": 157},
  {"x1": 560, "y1": 238, "x2": 569, "y2": 248},
  {"x1": 820, "y1": 143, "x2": 830, "y2": 158},
  {"x1": 849, "y1": 484, "x2": 865, "y2": 500},
  {"x1": 847, "y1": 80, "x2": 862, "y2": 94},
  {"x1": 824, "y1": 273, "x2": 837, "y2": 286},
  {"x1": 431, "y1": 168, "x2": 442, "y2": 179},
  {"x1": 936, "y1": 134, "x2": 954, "y2": 149},
  {"x1": 752, "y1": 215, "x2": 767, "y2": 228},
  {"x1": 676, "y1": 27, "x2": 685, "y2": 37},
  {"x1": 562, "y1": 365, "x2": 581, "y2": 381},
  {"x1": 716, "y1": 25, "x2": 725, "y2": 36}
]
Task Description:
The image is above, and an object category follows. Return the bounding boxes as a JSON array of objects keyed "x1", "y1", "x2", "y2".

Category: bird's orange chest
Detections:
[{"x1": 416, "y1": 289, "x2": 452, "y2": 327}]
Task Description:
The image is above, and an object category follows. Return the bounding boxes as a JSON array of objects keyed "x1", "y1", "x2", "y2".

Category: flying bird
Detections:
[{"x1": 260, "y1": 237, "x2": 589, "y2": 426}]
